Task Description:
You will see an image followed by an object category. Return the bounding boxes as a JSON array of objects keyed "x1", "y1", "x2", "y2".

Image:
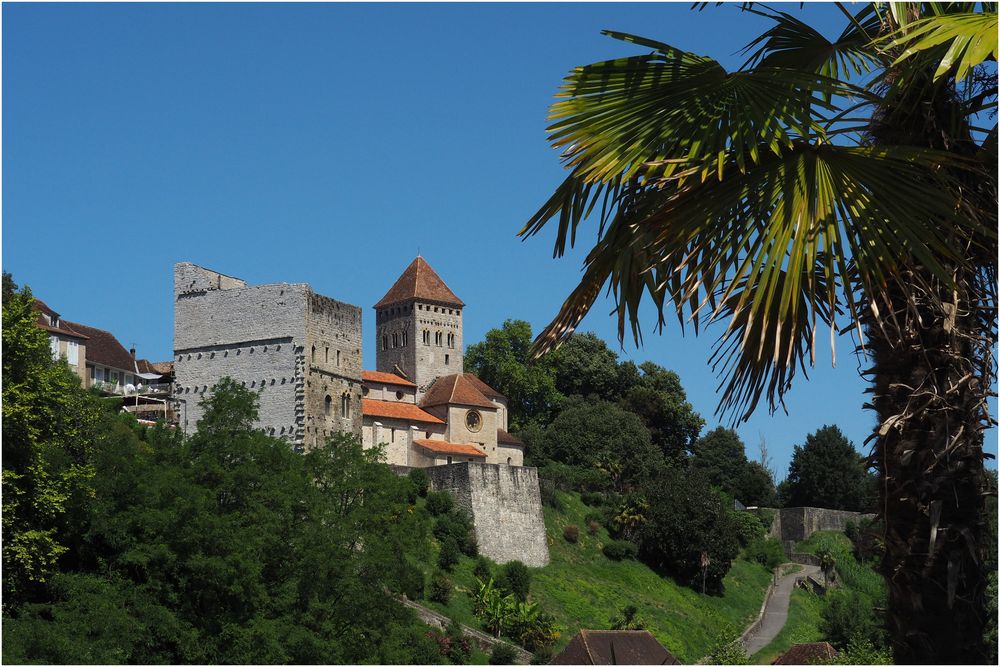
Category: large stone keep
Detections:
[{"x1": 173, "y1": 263, "x2": 362, "y2": 448}]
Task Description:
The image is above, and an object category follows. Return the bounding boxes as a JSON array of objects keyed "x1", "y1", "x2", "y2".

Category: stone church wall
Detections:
[{"x1": 426, "y1": 462, "x2": 550, "y2": 568}]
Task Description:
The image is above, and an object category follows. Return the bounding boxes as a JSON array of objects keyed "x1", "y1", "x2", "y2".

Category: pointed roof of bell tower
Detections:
[{"x1": 374, "y1": 256, "x2": 464, "y2": 309}]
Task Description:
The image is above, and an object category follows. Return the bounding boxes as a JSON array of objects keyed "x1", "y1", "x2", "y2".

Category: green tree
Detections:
[
  {"x1": 2, "y1": 284, "x2": 105, "y2": 610},
  {"x1": 620, "y1": 361, "x2": 704, "y2": 461},
  {"x1": 464, "y1": 319, "x2": 562, "y2": 428},
  {"x1": 539, "y1": 398, "x2": 663, "y2": 490},
  {"x1": 549, "y1": 332, "x2": 630, "y2": 401},
  {"x1": 780, "y1": 426, "x2": 874, "y2": 512},
  {"x1": 521, "y1": 4, "x2": 996, "y2": 661},
  {"x1": 691, "y1": 428, "x2": 750, "y2": 497},
  {"x1": 636, "y1": 467, "x2": 740, "y2": 593}
]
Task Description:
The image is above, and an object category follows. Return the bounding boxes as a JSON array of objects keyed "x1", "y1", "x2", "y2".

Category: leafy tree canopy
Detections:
[{"x1": 779, "y1": 425, "x2": 875, "y2": 512}]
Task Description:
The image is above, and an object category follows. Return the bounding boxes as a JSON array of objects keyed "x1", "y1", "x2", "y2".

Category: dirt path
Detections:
[{"x1": 741, "y1": 564, "x2": 821, "y2": 656}]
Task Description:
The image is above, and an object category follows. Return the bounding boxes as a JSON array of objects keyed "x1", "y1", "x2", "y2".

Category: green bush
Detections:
[
  {"x1": 445, "y1": 619, "x2": 471, "y2": 664},
  {"x1": 821, "y1": 589, "x2": 884, "y2": 650},
  {"x1": 497, "y1": 561, "x2": 531, "y2": 602},
  {"x1": 581, "y1": 491, "x2": 605, "y2": 507},
  {"x1": 602, "y1": 540, "x2": 638, "y2": 561},
  {"x1": 489, "y1": 642, "x2": 518, "y2": 665},
  {"x1": 434, "y1": 511, "x2": 477, "y2": 557},
  {"x1": 429, "y1": 572, "x2": 453, "y2": 604},
  {"x1": 538, "y1": 479, "x2": 563, "y2": 511},
  {"x1": 438, "y1": 538, "x2": 461, "y2": 572},
  {"x1": 587, "y1": 520, "x2": 601, "y2": 536},
  {"x1": 743, "y1": 537, "x2": 786, "y2": 570},
  {"x1": 473, "y1": 556, "x2": 493, "y2": 583},
  {"x1": 731, "y1": 511, "x2": 765, "y2": 547},
  {"x1": 563, "y1": 524, "x2": 579, "y2": 543},
  {"x1": 408, "y1": 468, "x2": 429, "y2": 497},
  {"x1": 426, "y1": 491, "x2": 454, "y2": 516},
  {"x1": 399, "y1": 562, "x2": 425, "y2": 600}
]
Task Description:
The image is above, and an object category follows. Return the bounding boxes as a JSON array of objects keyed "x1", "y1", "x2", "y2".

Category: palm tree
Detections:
[
  {"x1": 522, "y1": 3, "x2": 996, "y2": 663},
  {"x1": 817, "y1": 547, "x2": 837, "y2": 587}
]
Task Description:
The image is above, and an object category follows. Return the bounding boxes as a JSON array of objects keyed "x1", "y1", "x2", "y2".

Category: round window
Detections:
[{"x1": 466, "y1": 410, "x2": 483, "y2": 432}]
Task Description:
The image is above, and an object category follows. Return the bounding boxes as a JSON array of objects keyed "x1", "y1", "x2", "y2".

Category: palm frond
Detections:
[
  {"x1": 741, "y1": 4, "x2": 884, "y2": 79},
  {"x1": 886, "y1": 10, "x2": 998, "y2": 81},
  {"x1": 531, "y1": 143, "x2": 984, "y2": 420}
]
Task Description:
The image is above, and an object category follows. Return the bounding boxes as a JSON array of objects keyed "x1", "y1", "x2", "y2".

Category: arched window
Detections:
[
  {"x1": 392, "y1": 332, "x2": 399, "y2": 347},
  {"x1": 336, "y1": 350, "x2": 341, "y2": 367},
  {"x1": 325, "y1": 395, "x2": 332, "y2": 416},
  {"x1": 382, "y1": 334, "x2": 388, "y2": 350},
  {"x1": 423, "y1": 330, "x2": 430, "y2": 345},
  {"x1": 311, "y1": 345, "x2": 316, "y2": 362},
  {"x1": 341, "y1": 393, "x2": 351, "y2": 418},
  {"x1": 402, "y1": 331, "x2": 408, "y2": 347}
]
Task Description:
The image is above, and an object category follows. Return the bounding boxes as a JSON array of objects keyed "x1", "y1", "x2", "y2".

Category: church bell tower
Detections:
[{"x1": 374, "y1": 256, "x2": 464, "y2": 398}]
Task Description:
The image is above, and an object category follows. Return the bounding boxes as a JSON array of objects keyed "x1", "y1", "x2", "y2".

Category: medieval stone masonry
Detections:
[{"x1": 172, "y1": 257, "x2": 547, "y2": 565}]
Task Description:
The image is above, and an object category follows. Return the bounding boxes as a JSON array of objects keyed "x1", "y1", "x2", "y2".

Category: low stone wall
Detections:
[
  {"x1": 425, "y1": 462, "x2": 550, "y2": 567},
  {"x1": 767, "y1": 507, "x2": 875, "y2": 545},
  {"x1": 398, "y1": 596, "x2": 532, "y2": 664}
]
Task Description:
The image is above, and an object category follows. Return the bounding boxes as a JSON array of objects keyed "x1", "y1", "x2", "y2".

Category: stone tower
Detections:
[
  {"x1": 173, "y1": 262, "x2": 362, "y2": 449},
  {"x1": 374, "y1": 257, "x2": 464, "y2": 398}
]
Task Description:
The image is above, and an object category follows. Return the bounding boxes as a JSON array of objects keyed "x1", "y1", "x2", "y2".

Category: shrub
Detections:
[
  {"x1": 731, "y1": 511, "x2": 765, "y2": 547},
  {"x1": 445, "y1": 620, "x2": 471, "y2": 664},
  {"x1": 602, "y1": 540, "x2": 638, "y2": 561},
  {"x1": 473, "y1": 556, "x2": 493, "y2": 583},
  {"x1": 497, "y1": 561, "x2": 531, "y2": 602},
  {"x1": 538, "y1": 479, "x2": 563, "y2": 511},
  {"x1": 408, "y1": 468, "x2": 429, "y2": 497},
  {"x1": 821, "y1": 589, "x2": 883, "y2": 650},
  {"x1": 583, "y1": 509, "x2": 604, "y2": 525},
  {"x1": 581, "y1": 491, "x2": 605, "y2": 507},
  {"x1": 399, "y1": 562, "x2": 425, "y2": 600},
  {"x1": 563, "y1": 525, "x2": 579, "y2": 543},
  {"x1": 438, "y1": 538, "x2": 461, "y2": 572},
  {"x1": 588, "y1": 520, "x2": 601, "y2": 536},
  {"x1": 609, "y1": 604, "x2": 644, "y2": 630},
  {"x1": 426, "y1": 491, "x2": 454, "y2": 516},
  {"x1": 743, "y1": 537, "x2": 786, "y2": 570},
  {"x1": 530, "y1": 646, "x2": 553, "y2": 665},
  {"x1": 434, "y1": 511, "x2": 477, "y2": 556},
  {"x1": 489, "y1": 642, "x2": 518, "y2": 665},
  {"x1": 429, "y1": 572, "x2": 453, "y2": 604}
]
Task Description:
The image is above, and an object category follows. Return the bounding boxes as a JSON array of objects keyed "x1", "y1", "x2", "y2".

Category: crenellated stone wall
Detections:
[{"x1": 425, "y1": 462, "x2": 550, "y2": 567}]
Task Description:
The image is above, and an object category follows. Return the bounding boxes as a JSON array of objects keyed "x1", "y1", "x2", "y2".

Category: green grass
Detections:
[
  {"x1": 796, "y1": 531, "x2": 884, "y2": 602},
  {"x1": 750, "y1": 588, "x2": 826, "y2": 664},
  {"x1": 415, "y1": 490, "x2": 775, "y2": 663}
]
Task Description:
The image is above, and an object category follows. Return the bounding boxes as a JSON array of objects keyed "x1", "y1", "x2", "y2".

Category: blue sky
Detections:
[{"x1": 4, "y1": 2, "x2": 995, "y2": 479}]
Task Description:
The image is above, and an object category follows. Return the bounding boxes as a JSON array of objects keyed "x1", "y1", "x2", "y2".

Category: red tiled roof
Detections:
[
  {"x1": 33, "y1": 300, "x2": 88, "y2": 339},
  {"x1": 463, "y1": 374, "x2": 506, "y2": 401},
  {"x1": 374, "y1": 256, "x2": 464, "y2": 309},
  {"x1": 362, "y1": 370, "x2": 417, "y2": 388},
  {"x1": 62, "y1": 320, "x2": 135, "y2": 372},
  {"x1": 149, "y1": 361, "x2": 174, "y2": 375},
  {"x1": 497, "y1": 428, "x2": 524, "y2": 446},
  {"x1": 413, "y1": 439, "x2": 486, "y2": 458},
  {"x1": 421, "y1": 373, "x2": 496, "y2": 409},
  {"x1": 550, "y1": 630, "x2": 680, "y2": 665},
  {"x1": 362, "y1": 399, "x2": 445, "y2": 424},
  {"x1": 772, "y1": 642, "x2": 837, "y2": 665}
]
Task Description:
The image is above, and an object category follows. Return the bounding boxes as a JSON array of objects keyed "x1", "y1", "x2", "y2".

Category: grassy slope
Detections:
[{"x1": 419, "y1": 490, "x2": 773, "y2": 663}]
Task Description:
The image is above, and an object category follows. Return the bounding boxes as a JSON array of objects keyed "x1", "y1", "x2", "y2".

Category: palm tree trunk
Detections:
[{"x1": 865, "y1": 268, "x2": 992, "y2": 664}]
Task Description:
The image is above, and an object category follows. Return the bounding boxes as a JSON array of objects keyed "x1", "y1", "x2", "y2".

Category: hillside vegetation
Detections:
[{"x1": 415, "y1": 490, "x2": 774, "y2": 663}]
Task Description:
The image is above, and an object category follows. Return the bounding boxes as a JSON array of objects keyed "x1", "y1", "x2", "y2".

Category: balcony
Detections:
[{"x1": 92, "y1": 381, "x2": 172, "y2": 397}]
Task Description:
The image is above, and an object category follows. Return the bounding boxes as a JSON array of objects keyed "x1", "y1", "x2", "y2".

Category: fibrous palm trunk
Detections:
[{"x1": 865, "y1": 264, "x2": 993, "y2": 664}]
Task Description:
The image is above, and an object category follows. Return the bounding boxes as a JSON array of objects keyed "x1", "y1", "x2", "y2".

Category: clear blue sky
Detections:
[{"x1": 4, "y1": 2, "x2": 995, "y2": 479}]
